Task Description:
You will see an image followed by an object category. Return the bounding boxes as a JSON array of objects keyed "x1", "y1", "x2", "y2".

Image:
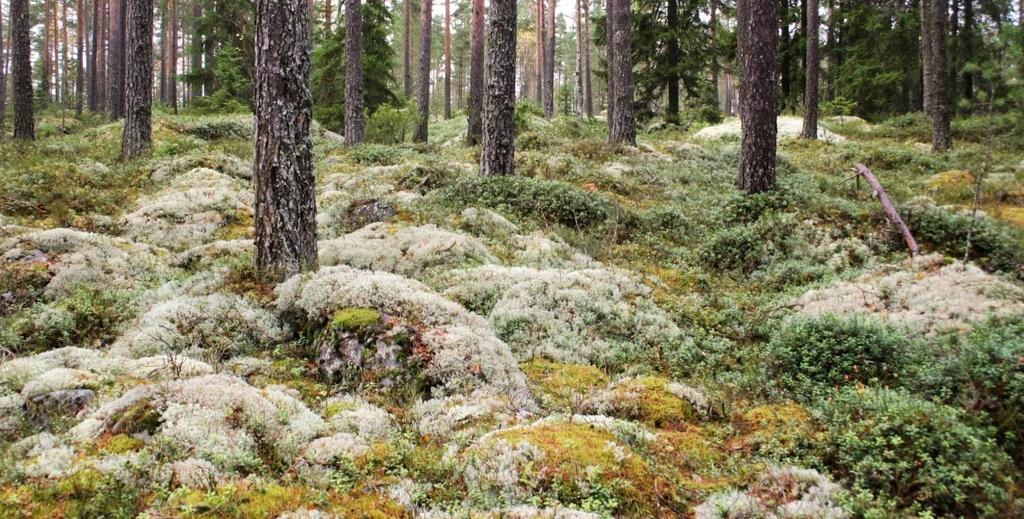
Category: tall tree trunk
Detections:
[
  {"x1": 62, "y1": 0, "x2": 69, "y2": 105},
  {"x1": 574, "y1": 0, "x2": 584, "y2": 115},
  {"x1": 0, "y1": 0, "x2": 6, "y2": 137},
  {"x1": 929, "y1": 0, "x2": 951, "y2": 151},
  {"x1": 543, "y1": 0, "x2": 555, "y2": 117},
  {"x1": 583, "y1": 0, "x2": 593, "y2": 117},
  {"x1": 403, "y1": 0, "x2": 412, "y2": 98},
  {"x1": 108, "y1": 0, "x2": 125, "y2": 120},
  {"x1": 467, "y1": 0, "x2": 484, "y2": 144},
  {"x1": 160, "y1": 1, "x2": 167, "y2": 104},
  {"x1": 666, "y1": 0, "x2": 679, "y2": 124},
  {"x1": 920, "y1": 0, "x2": 932, "y2": 113},
  {"x1": 608, "y1": 0, "x2": 635, "y2": 144},
  {"x1": 97, "y1": 0, "x2": 107, "y2": 110},
  {"x1": 44, "y1": 0, "x2": 52, "y2": 101},
  {"x1": 801, "y1": 0, "x2": 819, "y2": 139},
  {"x1": 11, "y1": 0, "x2": 34, "y2": 139},
  {"x1": 344, "y1": 0, "x2": 364, "y2": 145},
  {"x1": 605, "y1": 0, "x2": 615, "y2": 121},
  {"x1": 254, "y1": 0, "x2": 318, "y2": 281},
  {"x1": 535, "y1": 0, "x2": 543, "y2": 104},
  {"x1": 960, "y1": 0, "x2": 972, "y2": 101},
  {"x1": 191, "y1": 0, "x2": 201, "y2": 98},
  {"x1": 825, "y1": 0, "x2": 834, "y2": 99},
  {"x1": 444, "y1": 0, "x2": 451, "y2": 118},
  {"x1": 203, "y1": 0, "x2": 214, "y2": 95},
  {"x1": 480, "y1": 0, "x2": 516, "y2": 175},
  {"x1": 325, "y1": 0, "x2": 333, "y2": 29},
  {"x1": 90, "y1": 0, "x2": 100, "y2": 109},
  {"x1": 710, "y1": 0, "x2": 719, "y2": 111},
  {"x1": 122, "y1": 0, "x2": 154, "y2": 159},
  {"x1": 737, "y1": 0, "x2": 779, "y2": 193},
  {"x1": 76, "y1": 0, "x2": 85, "y2": 114},
  {"x1": 412, "y1": 0, "x2": 432, "y2": 142},
  {"x1": 169, "y1": 0, "x2": 177, "y2": 111}
]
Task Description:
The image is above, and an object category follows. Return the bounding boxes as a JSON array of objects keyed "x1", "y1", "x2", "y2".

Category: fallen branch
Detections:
[{"x1": 853, "y1": 163, "x2": 919, "y2": 257}]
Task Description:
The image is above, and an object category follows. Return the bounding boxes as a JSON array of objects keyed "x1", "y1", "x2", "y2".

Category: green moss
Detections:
[
  {"x1": 521, "y1": 359, "x2": 609, "y2": 410},
  {"x1": 600, "y1": 376, "x2": 698, "y2": 428},
  {"x1": 96, "y1": 433, "x2": 146, "y2": 455},
  {"x1": 169, "y1": 482, "x2": 308, "y2": 518},
  {"x1": 330, "y1": 307, "x2": 381, "y2": 332}
]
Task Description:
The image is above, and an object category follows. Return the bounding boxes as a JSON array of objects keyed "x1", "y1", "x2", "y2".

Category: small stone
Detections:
[{"x1": 347, "y1": 199, "x2": 397, "y2": 228}]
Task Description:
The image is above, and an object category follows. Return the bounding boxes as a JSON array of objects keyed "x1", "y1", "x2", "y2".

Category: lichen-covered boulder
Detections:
[{"x1": 150, "y1": 150, "x2": 252, "y2": 182}]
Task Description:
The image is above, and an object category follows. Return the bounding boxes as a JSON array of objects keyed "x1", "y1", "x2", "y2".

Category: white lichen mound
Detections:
[
  {"x1": 0, "y1": 228, "x2": 173, "y2": 296},
  {"x1": 150, "y1": 150, "x2": 252, "y2": 182},
  {"x1": 442, "y1": 266, "x2": 686, "y2": 365},
  {"x1": 318, "y1": 223, "x2": 498, "y2": 279},
  {"x1": 795, "y1": 254, "x2": 1024, "y2": 334},
  {"x1": 275, "y1": 266, "x2": 531, "y2": 403},
  {"x1": 693, "y1": 116, "x2": 846, "y2": 143},
  {"x1": 120, "y1": 168, "x2": 253, "y2": 250},
  {"x1": 20, "y1": 368, "x2": 100, "y2": 400},
  {"x1": 0, "y1": 347, "x2": 123, "y2": 394},
  {"x1": 695, "y1": 466, "x2": 848, "y2": 519},
  {"x1": 412, "y1": 393, "x2": 521, "y2": 441},
  {"x1": 70, "y1": 374, "x2": 326, "y2": 473},
  {"x1": 109, "y1": 293, "x2": 286, "y2": 361},
  {"x1": 457, "y1": 207, "x2": 521, "y2": 237},
  {"x1": 323, "y1": 395, "x2": 397, "y2": 442}
]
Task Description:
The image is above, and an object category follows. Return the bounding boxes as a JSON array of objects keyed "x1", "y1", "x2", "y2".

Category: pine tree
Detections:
[
  {"x1": 543, "y1": 0, "x2": 555, "y2": 117},
  {"x1": 607, "y1": 0, "x2": 635, "y2": 144},
  {"x1": 574, "y1": 0, "x2": 584, "y2": 116},
  {"x1": 412, "y1": 0, "x2": 432, "y2": 142},
  {"x1": 467, "y1": 0, "x2": 484, "y2": 145},
  {"x1": 403, "y1": 0, "x2": 412, "y2": 98},
  {"x1": 11, "y1": 0, "x2": 34, "y2": 140},
  {"x1": 76, "y1": 0, "x2": 85, "y2": 115},
  {"x1": 737, "y1": 0, "x2": 779, "y2": 193},
  {"x1": 108, "y1": 0, "x2": 126, "y2": 120},
  {"x1": 929, "y1": 0, "x2": 951, "y2": 151},
  {"x1": 122, "y1": 0, "x2": 154, "y2": 159},
  {"x1": 535, "y1": 0, "x2": 544, "y2": 104},
  {"x1": 169, "y1": 0, "x2": 178, "y2": 111},
  {"x1": 0, "y1": 0, "x2": 7, "y2": 136},
  {"x1": 801, "y1": 0, "x2": 818, "y2": 139},
  {"x1": 665, "y1": 0, "x2": 680, "y2": 124},
  {"x1": 444, "y1": 0, "x2": 452, "y2": 119},
  {"x1": 344, "y1": 0, "x2": 365, "y2": 145},
  {"x1": 479, "y1": 0, "x2": 516, "y2": 176},
  {"x1": 253, "y1": 0, "x2": 319, "y2": 280},
  {"x1": 583, "y1": 0, "x2": 592, "y2": 117}
]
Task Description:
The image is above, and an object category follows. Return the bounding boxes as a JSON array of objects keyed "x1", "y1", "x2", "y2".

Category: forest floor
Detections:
[{"x1": 0, "y1": 108, "x2": 1022, "y2": 518}]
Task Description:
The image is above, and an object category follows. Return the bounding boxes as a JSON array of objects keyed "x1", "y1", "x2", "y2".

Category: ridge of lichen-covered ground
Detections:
[{"x1": 0, "y1": 110, "x2": 1022, "y2": 518}]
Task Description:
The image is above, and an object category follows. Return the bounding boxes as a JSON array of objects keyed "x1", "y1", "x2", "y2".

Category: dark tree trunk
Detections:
[
  {"x1": 76, "y1": 0, "x2": 85, "y2": 115},
  {"x1": 160, "y1": 1, "x2": 167, "y2": 104},
  {"x1": 479, "y1": 0, "x2": 516, "y2": 176},
  {"x1": 583, "y1": 0, "x2": 593, "y2": 117},
  {"x1": 710, "y1": 0, "x2": 719, "y2": 110},
  {"x1": 403, "y1": 0, "x2": 412, "y2": 98},
  {"x1": 325, "y1": 0, "x2": 333, "y2": 29},
  {"x1": 535, "y1": 0, "x2": 543, "y2": 103},
  {"x1": 543, "y1": 0, "x2": 555, "y2": 117},
  {"x1": 11, "y1": 0, "x2": 33, "y2": 140},
  {"x1": 825, "y1": 0, "x2": 834, "y2": 99},
  {"x1": 62, "y1": 0, "x2": 69, "y2": 105},
  {"x1": 344, "y1": 0, "x2": 364, "y2": 145},
  {"x1": 960, "y1": 0, "x2": 972, "y2": 101},
  {"x1": 191, "y1": 0, "x2": 201, "y2": 98},
  {"x1": 0, "y1": 0, "x2": 6, "y2": 137},
  {"x1": 801, "y1": 0, "x2": 819, "y2": 139},
  {"x1": 412, "y1": 0, "x2": 432, "y2": 142},
  {"x1": 203, "y1": 1, "x2": 214, "y2": 95},
  {"x1": 122, "y1": 0, "x2": 154, "y2": 160},
  {"x1": 574, "y1": 0, "x2": 584, "y2": 115},
  {"x1": 254, "y1": 0, "x2": 319, "y2": 281},
  {"x1": 90, "y1": 0, "x2": 101, "y2": 110},
  {"x1": 666, "y1": 0, "x2": 680, "y2": 124},
  {"x1": 169, "y1": 0, "x2": 178, "y2": 112},
  {"x1": 920, "y1": 0, "x2": 932, "y2": 113},
  {"x1": 605, "y1": 0, "x2": 615, "y2": 122},
  {"x1": 97, "y1": 0, "x2": 107, "y2": 110},
  {"x1": 778, "y1": 0, "x2": 791, "y2": 107},
  {"x1": 467, "y1": 0, "x2": 485, "y2": 145},
  {"x1": 929, "y1": 0, "x2": 951, "y2": 151},
  {"x1": 737, "y1": 0, "x2": 779, "y2": 193},
  {"x1": 608, "y1": 0, "x2": 635, "y2": 144},
  {"x1": 444, "y1": 0, "x2": 451, "y2": 119},
  {"x1": 108, "y1": 0, "x2": 126, "y2": 120}
]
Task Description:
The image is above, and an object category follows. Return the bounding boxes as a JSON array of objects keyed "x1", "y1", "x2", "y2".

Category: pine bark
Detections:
[
  {"x1": 443, "y1": 0, "x2": 452, "y2": 119},
  {"x1": 12, "y1": 0, "x2": 34, "y2": 139},
  {"x1": 737, "y1": 0, "x2": 779, "y2": 193},
  {"x1": 76, "y1": 0, "x2": 85, "y2": 114},
  {"x1": 920, "y1": 0, "x2": 932, "y2": 113},
  {"x1": 0, "y1": 0, "x2": 6, "y2": 137},
  {"x1": 413, "y1": 0, "x2": 432, "y2": 142},
  {"x1": 801, "y1": 0, "x2": 819, "y2": 139},
  {"x1": 62, "y1": 0, "x2": 69, "y2": 104},
  {"x1": 929, "y1": 0, "x2": 951, "y2": 151},
  {"x1": 325, "y1": 0, "x2": 333, "y2": 29},
  {"x1": 535, "y1": 0, "x2": 543, "y2": 104},
  {"x1": 467, "y1": 0, "x2": 485, "y2": 145},
  {"x1": 608, "y1": 0, "x2": 635, "y2": 144},
  {"x1": 583, "y1": 0, "x2": 593, "y2": 117},
  {"x1": 605, "y1": 0, "x2": 615, "y2": 121},
  {"x1": 97, "y1": 0, "x2": 107, "y2": 110},
  {"x1": 479, "y1": 0, "x2": 516, "y2": 176},
  {"x1": 253, "y1": 0, "x2": 319, "y2": 281},
  {"x1": 191, "y1": 0, "x2": 201, "y2": 98},
  {"x1": 710, "y1": 0, "x2": 719, "y2": 110},
  {"x1": 160, "y1": 1, "x2": 167, "y2": 104},
  {"x1": 122, "y1": 0, "x2": 154, "y2": 160},
  {"x1": 44, "y1": 0, "x2": 52, "y2": 100},
  {"x1": 543, "y1": 0, "x2": 555, "y2": 117},
  {"x1": 108, "y1": 0, "x2": 126, "y2": 120},
  {"x1": 344, "y1": 0, "x2": 365, "y2": 145},
  {"x1": 403, "y1": 0, "x2": 412, "y2": 98},
  {"x1": 169, "y1": 0, "x2": 178, "y2": 111},
  {"x1": 90, "y1": 0, "x2": 100, "y2": 110},
  {"x1": 960, "y1": 0, "x2": 972, "y2": 100},
  {"x1": 574, "y1": 0, "x2": 584, "y2": 116},
  {"x1": 666, "y1": 0, "x2": 679, "y2": 124}
]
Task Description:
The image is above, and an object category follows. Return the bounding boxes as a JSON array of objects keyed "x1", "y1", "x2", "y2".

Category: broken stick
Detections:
[{"x1": 853, "y1": 163, "x2": 920, "y2": 257}]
